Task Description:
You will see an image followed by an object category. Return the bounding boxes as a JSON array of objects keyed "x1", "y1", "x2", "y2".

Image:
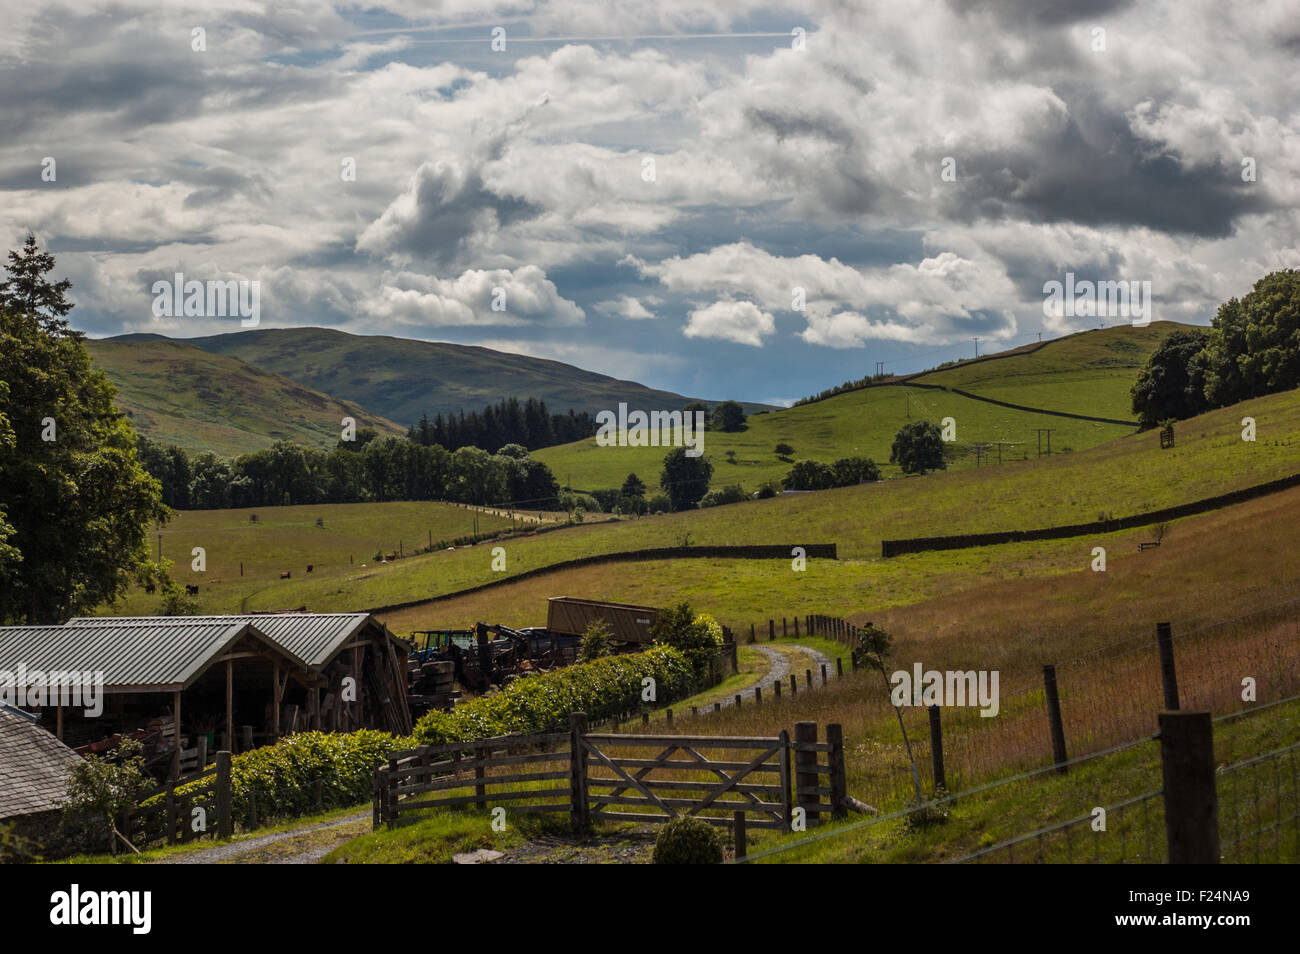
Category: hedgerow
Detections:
[
  {"x1": 412, "y1": 645, "x2": 697, "y2": 745},
  {"x1": 145, "y1": 729, "x2": 401, "y2": 830}
]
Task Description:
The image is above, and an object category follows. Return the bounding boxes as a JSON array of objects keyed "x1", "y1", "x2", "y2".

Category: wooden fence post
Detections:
[
  {"x1": 734, "y1": 694, "x2": 742, "y2": 708},
  {"x1": 570, "y1": 711, "x2": 590, "y2": 832},
  {"x1": 820, "y1": 663, "x2": 827, "y2": 685},
  {"x1": 795, "y1": 722, "x2": 819, "y2": 824},
  {"x1": 474, "y1": 742, "x2": 487, "y2": 810},
  {"x1": 827, "y1": 723, "x2": 847, "y2": 818},
  {"x1": 805, "y1": 668, "x2": 813, "y2": 688},
  {"x1": 1158, "y1": 711, "x2": 1218, "y2": 864},
  {"x1": 1042, "y1": 664, "x2": 1068, "y2": 774},
  {"x1": 789, "y1": 674, "x2": 797, "y2": 696},
  {"x1": 1156, "y1": 622, "x2": 1180, "y2": 710},
  {"x1": 750, "y1": 623, "x2": 755, "y2": 644},
  {"x1": 215, "y1": 750, "x2": 233, "y2": 839},
  {"x1": 733, "y1": 810, "x2": 747, "y2": 860},
  {"x1": 754, "y1": 686, "x2": 762, "y2": 705},
  {"x1": 774, "y1": 679, "x2": 781, "y2": 699},
  {"x1": 769, "y1": 619, "x2": 775, "y2": 641},
  {"x1": 778, "y1": 729, "x2": 792, "y2": 831},
  {"x1": 794, "y1": 616, "x2": 800, "y2": 637},
  {"x1": 782, "y1": 617, "x2": 788, "y2": 637},
  {"x1": 371, "y1": 760, "x2": 382, "y2": 830},
  {"x1": 836, "y1": 658, "x2": 843, "y2": 678},
  {"x1": 928, "y1": 706, "x2": 945, "y2": 792}
]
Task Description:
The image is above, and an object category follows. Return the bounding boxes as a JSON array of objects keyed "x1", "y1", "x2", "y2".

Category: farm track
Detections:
[
  {"x1": 715, "y1": 644, "x2": 835, "y2": 709},
  {"x1": 154, "y1": 810, "x2": 370, "y2": 864}
]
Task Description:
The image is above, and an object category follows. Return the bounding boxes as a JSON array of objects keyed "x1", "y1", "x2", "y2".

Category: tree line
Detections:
[
  {"x1": 136, "y1": 432, "x2": 566, "y2": 511},
  {"x1": 406, "y1": 397, "x2": 596, "y2": 453}
]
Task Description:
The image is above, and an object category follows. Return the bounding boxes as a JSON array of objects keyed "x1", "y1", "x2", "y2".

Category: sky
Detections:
[{"x1": 2, "y1": 0, "x2": 1297, "y2": 406}]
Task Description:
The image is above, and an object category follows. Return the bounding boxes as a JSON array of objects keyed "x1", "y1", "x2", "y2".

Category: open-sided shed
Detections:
[
  {"x1": 66, "y1": 612, "x2": 412, "y2": 737},
  {"x1": 0, "y1": 619, "x2": 306, "y2": 779}
]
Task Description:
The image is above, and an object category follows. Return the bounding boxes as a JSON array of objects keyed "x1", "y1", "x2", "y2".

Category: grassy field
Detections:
[
  {"x1": 533, "y1": 323, "x2": 1192, "y2": 494},
  {"x1": 106, "y1": 501, "x2": 520, "y2": 615},
  {"x1": 88, "y1": 338, "x2": 403, "y2": 456},
  {"x1": 911, "y1": 322, "x2": 1192, "y2": 420},
  {"x1": 198, "y1": 384, "x2": 1300, "y2": 620}
]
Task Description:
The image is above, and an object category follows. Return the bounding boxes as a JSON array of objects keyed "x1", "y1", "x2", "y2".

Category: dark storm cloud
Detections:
[
  {"x1": 931, "y1": 106, "x2": 1272, "y2": 238},
  {"x1": 946, "y1": 0, "x2": 1135, "y2": 26}
]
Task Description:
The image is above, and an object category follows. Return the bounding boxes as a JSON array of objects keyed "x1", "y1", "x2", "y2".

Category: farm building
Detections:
[
  {"x1": 0, "y1": 618, "x2": 308, "y2": 779},
  {"x1": 546, "y1": 597, "x2": 661, "y2": 645},
  {"x1": 0, "y1": 613, "x2": 411, "y2": 780},
  {"x1": 0, "y1": 704, "x2": 83, "y2": 849},
  {"x1": 64, "y1": 613, "x2": 413, "y2": 738}
]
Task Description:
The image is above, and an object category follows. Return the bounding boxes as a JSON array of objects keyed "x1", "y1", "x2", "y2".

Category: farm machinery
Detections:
[{"x1": 405, "y1": 621, "x2": 579, "y2": 717}]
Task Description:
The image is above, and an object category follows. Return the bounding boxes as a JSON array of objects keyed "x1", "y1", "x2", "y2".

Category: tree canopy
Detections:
[{"x1": 0, "y1": 236, "x2": 168, "y2": 623}]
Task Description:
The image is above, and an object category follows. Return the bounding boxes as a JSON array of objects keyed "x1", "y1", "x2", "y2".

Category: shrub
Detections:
[
  {"x1": 774, "y1": 442, "x2": 794, "y2": 458},
  {"x1": 577, "y1": 618, "x2": 613, "y2": 662},
  {"x1": 157, "y1": 581, "x2": 199, "y2": 617},
  {"x1": 700, "y1": 484, "x2": 747, "y2": 507},
  {"x1": 647, "y1": 493, "x2": 672, "y2": 514},
  {"x1": 653, "y1": 816, "x2": 724, "y2": 864},
  {"x1": 783, "y1": 459, "x2": 835, "y2": 490},
  {"x1": 890, "y1": 420, "x2": 947, "y2": 475},
  {"x1": 831, "y1": 456, "x2": 880, "y2": 486},
  {"x1": 711, "y1": 400, "x2": 747, "y2": 432},
  {"x1": 755, "y1": 480, "x2": 780, "y2": 499},
  {"x1": 413, "y1": 646, "x2": 696, "y2": 745},
  {"x1": 64, "y1": 738, "x2": 151, "y2": 853},
  {"x1": 649, "y1": 603, "x2": 722, "y2": 678},
  {"x1": 149, "y1": 730, "x2": 396, "y2": 830}
]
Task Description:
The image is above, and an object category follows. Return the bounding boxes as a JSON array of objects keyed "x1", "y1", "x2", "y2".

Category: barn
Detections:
[
  {"x1": 65, "y1": 613, "x2": 412, "y2": 737},
  {"x1": 0, "y1": 613, "x2": 411, "y2": 782},
  {"x1": 0, "y1": 618, "x2": 305, "y2": 779}
]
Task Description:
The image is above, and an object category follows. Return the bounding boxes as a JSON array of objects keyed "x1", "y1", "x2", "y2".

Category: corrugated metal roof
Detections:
[
  {"x1": 0, "y1": 706, "x2": 81, "y2": 819},
  {"x1": 65, "y1": 614, "x2": 376, "y2": 669},
  {"x1": 0, "y1": 620, "x2": 276, "y2": 692}
]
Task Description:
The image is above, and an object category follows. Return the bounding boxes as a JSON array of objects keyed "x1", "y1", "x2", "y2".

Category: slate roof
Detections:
[{"x1": 0, "y1": 706, "x2": 81, "y2": 820}]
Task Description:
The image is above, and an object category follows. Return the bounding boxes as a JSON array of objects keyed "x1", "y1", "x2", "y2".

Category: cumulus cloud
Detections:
[
  {"x1": 594, "y1": 294, "x2": 659, "y2": 319},
  {"x1": 683, "y1": 300, "x2": 775, "y2": 347},
  {"x1": 359, "y1": 265, "x2": 584, "y2": 328}
]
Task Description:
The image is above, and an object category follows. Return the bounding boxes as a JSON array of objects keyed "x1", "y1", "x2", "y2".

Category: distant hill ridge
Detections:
[{"x1": 108, "y1": 327, "x2": 773, "y2": 428}]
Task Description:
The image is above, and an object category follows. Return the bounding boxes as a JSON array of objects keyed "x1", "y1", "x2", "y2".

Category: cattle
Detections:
[
  {"x1": 385, "y1": 552, "x2": 397, "y2": 562},
  {"x1": 306, "y1": 564, "x2": 313, "y2": 573},
  {"x1": 280, "y1": 571, "x2": 291, "y2": 579},
  {"x1": 185, "y1": 584, "x2": 199, "y2": 595}
]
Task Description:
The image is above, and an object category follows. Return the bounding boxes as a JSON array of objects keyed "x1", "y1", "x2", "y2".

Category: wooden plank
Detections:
[
  {"x1": 393, "y1": 788, "x2": 571, "y2": 813},
  {"x1": 395, "y1": 769, "x2": 571, "y2": 797},
  {"x1": 588, "y1": 795, "x2": 786, "y2": 812},
  {"x1": 595, "y1": 811, "x2": 785, "y2": 829},
  {"x1": 600, "y1": 757, "x2": 782, "y2": 773},
  {"x1": 584, "y1": 778, "x2": 782, "y2": 796},
  {"x1": 583, "y1": 733, "x2": 782, "y2": 747}
]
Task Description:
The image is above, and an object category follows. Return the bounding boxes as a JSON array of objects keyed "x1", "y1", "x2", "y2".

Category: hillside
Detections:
[
  {"x1": 105, "y1": 382, "x2": 1300, "y2": 621},
  {"x1": 533, "y1": 324, "x2": 1196, "y2": 493},
  {"x1": 910, "y1": 322, "x2": 1198, "y2": 420},
  {"x1": 110, "y1": 327, "x2": 771, "y2": 429},
  {"x1": 86, "y1": 338, "x2": 405, "y2": 456}
]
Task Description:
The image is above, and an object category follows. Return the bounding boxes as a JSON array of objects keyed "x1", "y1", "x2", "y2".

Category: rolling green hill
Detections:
[
  {"x1": 533, "y1": 322, "x2": 1195, "y2": 493},
  {"x1": 111, "y1": 327, "x2": 772, "y2": 429},
  {"x1": 86, "y1": 338, "x2": 405, "y2": 456},
  {"x1": 910, "y1": 322, "x2": 1198, "y2": 420},
  {"x1": 105, "y1": 383, "x2": 1299, "y2": 621}
]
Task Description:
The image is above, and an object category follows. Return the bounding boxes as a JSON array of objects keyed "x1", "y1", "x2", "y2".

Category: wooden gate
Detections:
[{"x1": 580, "y1": 730, "x2": 792, "y2": 829}]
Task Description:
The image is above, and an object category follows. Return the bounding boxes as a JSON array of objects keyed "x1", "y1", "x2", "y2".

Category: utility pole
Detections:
[{"x1": 973, "y1": 337, "x2": 979, "y2": 358}]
